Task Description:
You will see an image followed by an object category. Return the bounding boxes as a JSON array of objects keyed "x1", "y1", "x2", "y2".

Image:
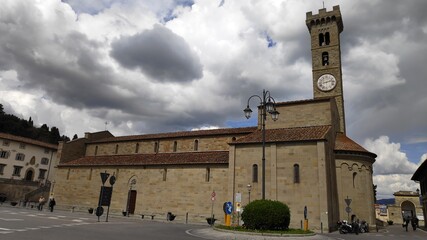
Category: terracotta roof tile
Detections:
[
  {"x1": 91, "y1": 127, "x2": 257, "y2": 143},
  {"x1": 335, "y1": 133, "x2": 376, "y2": 157},
  {"x1": 231, "y1": 125, "x2": 331, "y2": 144},
  {"x1": 59, "y1": 151, "x2": 229, "y2": 167},
  {"x1": 0, "y1": 132, "x2": 58, "y2": 150}
]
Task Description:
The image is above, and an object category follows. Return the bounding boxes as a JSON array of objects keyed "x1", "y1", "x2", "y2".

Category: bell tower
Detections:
[{"x1": 306, "y1": 5, "x2": 345, "y2": 133}]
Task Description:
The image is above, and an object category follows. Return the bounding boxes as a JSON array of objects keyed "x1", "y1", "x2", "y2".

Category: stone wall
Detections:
[{"x1": 54, "y1": 164, "x2": 229, "y2": 223}]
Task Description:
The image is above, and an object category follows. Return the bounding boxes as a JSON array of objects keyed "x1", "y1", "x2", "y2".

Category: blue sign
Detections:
[{"x1": 225, "y1": 202, "x2": 233, "y2": 214}]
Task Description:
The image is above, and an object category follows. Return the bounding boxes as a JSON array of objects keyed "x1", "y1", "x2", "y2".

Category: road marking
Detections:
[
  {"x1": 0, "y1": 218, "x2": 23, "y2": 221},
  {"x1": 0, "y1": 228, "x2": 12, "y2": 231}
]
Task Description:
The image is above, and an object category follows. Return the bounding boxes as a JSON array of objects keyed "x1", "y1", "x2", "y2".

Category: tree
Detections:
[
  {"x1": 72, "y1": 134, "x2": 78, "y2": 140},
  {"x1": 241, "y1": 199, "x2": 290, "y2": 230},
  {"x1": 0, "y1": 104, "x2": 4, "y2": 115},
  {"x1": 373, "y1": 184, "x2": 377, "y2": 203}
]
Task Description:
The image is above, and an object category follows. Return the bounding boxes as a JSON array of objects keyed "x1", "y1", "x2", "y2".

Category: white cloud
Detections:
[
  {"x1": 373, "y1": 174, "x2": 419, "y2": 199},
  {"x1": 364, "y1": 136, "x2": 418, "y2": 175},
  {"x1": 363, "y1": 136, "x2": 422, "y2": 199}
]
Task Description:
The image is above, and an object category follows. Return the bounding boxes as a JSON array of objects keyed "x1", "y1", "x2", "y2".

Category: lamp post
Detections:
[
  {"x1": 247, "y1": 184, "x2": 252, "y2": 203},
  {"x1": 244, "y1": 89, "x2": 279, "y2": 200}
]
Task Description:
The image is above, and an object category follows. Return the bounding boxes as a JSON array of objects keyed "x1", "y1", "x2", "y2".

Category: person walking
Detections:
[
  {"x1": 48, "y1": 198, "x2": 56, "y2": 212},
  {"x1": 38, "y1": 196, "x2": 45, "y2": 211}
]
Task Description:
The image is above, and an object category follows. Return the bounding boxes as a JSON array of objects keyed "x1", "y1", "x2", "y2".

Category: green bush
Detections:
[{"x1": 241, "y1": 199, "x2": 290, "y2": 230}]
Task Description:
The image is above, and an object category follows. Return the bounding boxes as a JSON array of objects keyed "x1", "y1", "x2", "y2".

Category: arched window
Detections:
[
  {"x1": 95, "y1": 146, "x2": 98, "y2": 156},
  {"x1": 154, "y1": 141, "x2": 159, "y2": 153},
  {"x1": 353, "y1": 172, "x2": 357, "y2": 188},
  {"x1": 293, "y1": 164, "x2": 300, "y2": 183},
  {"x1": 173, "y1": 141, "x2": 177, "y2": 152},
  {"x1": 252, "y1": 164, "x2": 258, "y2": 183},
  {"x1": 194, "y1": 140, "x2": 199, "y2": 151},
  {"x1": 325, "y1": 32, "x2": 330, "y2": 45},
  {"x1": 322, "y1": 52, "x2": 329, "y2": 66},
  {"x1": 319, "y1": 33, "x2": 324, "y2": 46},
  {"x1": 115, "y1": 144, "x2": 119, "y2": 154},
  {"x1": 206, "y1": 167, "x2": 210, "y2": 182},
  {"x1": 163, "y1": 168, "x2": 167, "y2": 181},
  {"x1": 135, "y1": 143, "x2": 139, "y2": 153}
]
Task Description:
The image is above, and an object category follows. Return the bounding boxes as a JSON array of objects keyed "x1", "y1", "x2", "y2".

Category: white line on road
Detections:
[{"x1": 0, "y1": 217, "x2": 23, "y2": 221}]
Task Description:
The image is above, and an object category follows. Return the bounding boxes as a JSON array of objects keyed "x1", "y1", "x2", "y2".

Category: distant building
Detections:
[
  {"x1": 0, "y1": 132, "x2": 58, "y2": 201},
  {"x1": 379, "y1": 191, "x2": 424, "y2": 226},
  {"x1": 53, "y1": 5, "x2": 377, "y2": 232},
  {"x1": 412, "y1": 159, "x2": 427, "y2": 228}
]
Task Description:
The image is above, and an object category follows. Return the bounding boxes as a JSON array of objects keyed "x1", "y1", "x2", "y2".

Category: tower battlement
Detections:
[{"x1": 306, "y1": 5, "x2": 343, "y2": 33}]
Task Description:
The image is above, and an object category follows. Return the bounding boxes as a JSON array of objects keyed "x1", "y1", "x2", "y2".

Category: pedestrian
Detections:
[
  {"x1": 38, "y1": 196, "x2": 45, "y2": 211},
  {"x1": 403, "y1": 215, "x2": 410, "y2": 232},
  {"x1": 48, "y1": 198, "x2": 56, "y2": 212},
  {"x1": 411, "y1": 216, "x2": 419, "y2": 230}
]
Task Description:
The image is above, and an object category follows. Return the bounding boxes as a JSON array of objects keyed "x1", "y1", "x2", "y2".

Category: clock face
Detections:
[{"x1": 317, "y1": 74, "x2": 336, "y2": 91}]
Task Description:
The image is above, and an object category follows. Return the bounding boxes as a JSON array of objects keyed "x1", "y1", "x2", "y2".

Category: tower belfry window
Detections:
[
  {"x1": 319, "y1": 33, "x2": 324, "y2": 46},
  {"x1": 319, "y1": 32, "x2": 330, "y2": 46},
  {"x1": 322, "y1": 52, "x2": 329, "y2": 66},
  {"x1": 325, "y1": 32, "x2": 330, "y2": 45}
]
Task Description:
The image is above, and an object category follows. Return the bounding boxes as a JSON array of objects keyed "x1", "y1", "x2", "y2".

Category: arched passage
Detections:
[{"x1": 401, "y1": 200, "x2": 416, "y2": 218}]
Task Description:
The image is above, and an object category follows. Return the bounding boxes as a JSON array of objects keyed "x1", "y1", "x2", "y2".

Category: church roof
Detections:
[
  {"x1": 334, "y1": 133, "x2": 377, "y2": 157},
  {"x1": 230, "y1": 125, "x2": 331, "y2": 144},
  {"x1": 0, "y1": 132, "x2": 58, "y2": 150},
  {"x1": 59, "y1": 151, "x2": 229, "y2": 167},
  {"x1": 90, "y1": 127, "x2": 257, "y2": 143}
]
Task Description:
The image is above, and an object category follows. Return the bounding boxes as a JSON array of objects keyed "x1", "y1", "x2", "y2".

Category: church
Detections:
[{"x1": 53, "y1": 6, "x2": 376, "y2": 232}]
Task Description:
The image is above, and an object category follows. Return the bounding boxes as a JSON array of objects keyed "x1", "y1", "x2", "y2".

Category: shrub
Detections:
[{"x1": 241, "y1": 199, "x2": 290, "y2": 230}]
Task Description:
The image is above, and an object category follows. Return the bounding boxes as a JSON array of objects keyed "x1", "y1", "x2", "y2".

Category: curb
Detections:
[{"x1": 213, "y1": 226, "x2": 316, "y2": 238}]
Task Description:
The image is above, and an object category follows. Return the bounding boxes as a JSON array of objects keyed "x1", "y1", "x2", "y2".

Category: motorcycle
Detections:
[
  {"x1": 359, "y1": 220, "x2": 369, "y2": 233},
  {"x1": 337, "y1": 220, "x2": 359, "y2": 234}
]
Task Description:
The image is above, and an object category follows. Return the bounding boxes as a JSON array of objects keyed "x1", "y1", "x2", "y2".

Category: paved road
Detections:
[{"x1": 1, "y1": 205, "x2": 426, "y2": 240}]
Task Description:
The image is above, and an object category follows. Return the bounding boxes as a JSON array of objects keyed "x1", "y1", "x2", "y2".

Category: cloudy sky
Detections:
[{"x1": 1, "y1": 0, "x2": 426, "y2": 199}]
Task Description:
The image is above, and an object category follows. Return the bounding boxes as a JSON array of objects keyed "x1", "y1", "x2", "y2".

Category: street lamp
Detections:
[
  {"x1": 244, "y1": 89, "x2": 279, "y2": 200},
  {"x1": 247, "y1": 184, "x2": 252, "y2": 203}
]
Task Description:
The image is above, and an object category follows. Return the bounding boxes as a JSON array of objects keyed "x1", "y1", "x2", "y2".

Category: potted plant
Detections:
[{"x1": 206, "y1": 217, "x2": 216, "y2": 225}]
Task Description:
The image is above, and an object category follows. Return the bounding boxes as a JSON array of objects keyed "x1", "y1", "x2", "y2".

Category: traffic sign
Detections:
[
  {"x1": 224, "y1": 202, "x2": 233, "y2": 214},
  {"x1": 236, "y1": 202, "x2": 241, "y2": 212},
  {"x1": 345, "y1": 206, "x2": 352, "y2": 213},
  {"x1": 211, "y1": 191, "x2": 216, "y2": 198},
  {"x1": 211, "y1": 196, "x2": 215, "y2": 201},
  {"x1": 344, "y1": 197, "x2": 352, "y2": 206}
]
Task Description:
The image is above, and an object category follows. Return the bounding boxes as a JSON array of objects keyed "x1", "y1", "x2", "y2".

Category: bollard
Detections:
[
  {"x1": 321, "y1": 222, "x2": 323, "y2": 234},
  {"x1": 186, "y1": 212, "x2": 188, "y2": 224},
  {"x1": 301, "y1": 220, "x2": 303, "y2": 229}
]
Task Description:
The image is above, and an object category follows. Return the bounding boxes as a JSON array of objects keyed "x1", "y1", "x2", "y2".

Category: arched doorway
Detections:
[
  {"x1": 25, "y1": 169, "x2": 34, "y2": 181},
  {"x1": 126, "y1": 177, "x2": 137, "y2": 215},
  {"x1": 401, "y1": 200, "x2": 416, "y2": 218}
]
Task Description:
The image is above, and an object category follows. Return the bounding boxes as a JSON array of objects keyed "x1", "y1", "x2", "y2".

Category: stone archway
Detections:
[
  {"x1": 25, "y1": 169, "x2": 34, "y2": 181},
  {"x1": 401, "y1": 200, "x2": 416, "y2": 218}
]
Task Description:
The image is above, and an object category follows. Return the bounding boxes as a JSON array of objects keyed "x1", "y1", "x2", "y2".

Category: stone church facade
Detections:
[{"x1": 53, "y1": 6, "x2": 376, "y2": 232}]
